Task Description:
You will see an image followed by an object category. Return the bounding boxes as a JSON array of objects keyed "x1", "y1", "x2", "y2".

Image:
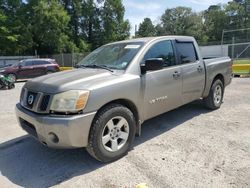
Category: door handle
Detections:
[
  {"x1": 173, "y1": 71, "x2": 181, "y2": 79},
  {"x1": 197, "y1": 66, "x2": 203, "y2": 72}
]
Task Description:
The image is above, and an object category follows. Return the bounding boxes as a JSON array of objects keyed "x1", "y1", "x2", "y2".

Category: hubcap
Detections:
[
  {"x1": 213, "y1": 85, "x2": 222, "y2": 104},
  {"x1": 101, "y1": 116, "x2": 129, "y2": 152}
]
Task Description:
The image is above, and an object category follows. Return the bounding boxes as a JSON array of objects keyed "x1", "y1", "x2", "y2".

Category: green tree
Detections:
[
  {"x1": 0, "y1": 10, "x2": 16, "y2": 55},
  {"x1": 0, "y1": 0, "x2": 32, "y2": 55},
  {"x1": 137, "y1": 18, "x2": 155, "y2": 37},
  {"x1": 60, "y1": 0, "x2": 90, "y2": 52},
  {"x1": 203, "y1": 5, "x2": 228, "y2": 42},
  {"x1": 225, "y1": 1, "x2": 246, "y2": 29},
  {"x1": 156, "y1": 7, "x2": 205, "y2": 42},
  {"x1": 101, "y1": 0, "x2": 130, "y2": 44},
  {"x1": 29, "y1": 0, "x2": 77, "y2": 55},
  {"x1": 81, "y1": 0, "x2": 103, "y2": 50}
]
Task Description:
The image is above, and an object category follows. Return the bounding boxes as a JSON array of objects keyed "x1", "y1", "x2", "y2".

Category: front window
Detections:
[
  {"x1": 143, "y1": 40, "x2": 176, "y2": 67},
  {"x1": 78, "y1": 42, "x2": 144, "y2": 70}
]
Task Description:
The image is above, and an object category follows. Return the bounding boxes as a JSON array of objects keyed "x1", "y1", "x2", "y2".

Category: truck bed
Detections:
[{"x1": 203, "y1": 57, "x2": 232, "y2": 97}]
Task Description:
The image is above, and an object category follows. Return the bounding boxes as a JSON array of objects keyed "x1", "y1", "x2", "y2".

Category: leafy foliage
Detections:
[
  {"x1": 0, "y1": 0, "x2": 249, "y2": 55},
  {"x1": 0, "y1": 0, "x2": 130, "y2": 55},
  {"x1": 137, "y1": 18, "x2": 156, "y2": 37},
  {"x1": 101, "y1": 0, "x2": 130, "y2": 44},
  {"x1": 157, "y1": 7, "x2": 205, "y2": 42}
]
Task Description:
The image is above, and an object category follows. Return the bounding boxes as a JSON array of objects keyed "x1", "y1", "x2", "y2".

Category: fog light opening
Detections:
[{"x1": 48, "y1": 132, "x2": 59, "y2": 143}]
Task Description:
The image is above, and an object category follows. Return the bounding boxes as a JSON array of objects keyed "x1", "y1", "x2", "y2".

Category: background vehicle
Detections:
[
  {"x1": 16, "y1": 36, "x2": 232, "y2": 162},
  {"x1": 0, "y1": 59, "x2": 60, "y2": 82}
]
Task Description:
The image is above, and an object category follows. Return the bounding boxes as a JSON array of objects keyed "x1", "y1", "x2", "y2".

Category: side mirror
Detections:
[
  {"x1": 141, "y1": 58, "x2": 164, "y2": 74},
  {"x1": 18, "y1": 64, "x2": 22, "y2": 69}
]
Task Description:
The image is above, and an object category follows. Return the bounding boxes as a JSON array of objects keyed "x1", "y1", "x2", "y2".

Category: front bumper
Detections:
[{"x1": 15, "y1": 103, "x2": 96, "y2": 148}]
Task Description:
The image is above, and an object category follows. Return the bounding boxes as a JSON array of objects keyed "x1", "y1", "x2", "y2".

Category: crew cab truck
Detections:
[{"x1": 16, "y1": 36, "x2": 232, "y2": 162}]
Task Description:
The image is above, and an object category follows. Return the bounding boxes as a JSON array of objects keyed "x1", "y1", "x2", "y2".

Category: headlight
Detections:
[
  {"x1": 0, "y1": 70, "x2": 5, "y2": 73},
  {"x1": 50, "y1": 90, "x2": 89, "y2": 113}
]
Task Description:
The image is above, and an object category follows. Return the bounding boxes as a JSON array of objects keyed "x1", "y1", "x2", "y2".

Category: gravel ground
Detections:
[{"x1": 0, "y1": 78, "x2": 249, "y2": 188}]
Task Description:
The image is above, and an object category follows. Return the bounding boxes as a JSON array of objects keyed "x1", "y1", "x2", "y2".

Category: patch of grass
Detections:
[{"x1": 233, "y1": 59, "x2": 250, "y2": 64}]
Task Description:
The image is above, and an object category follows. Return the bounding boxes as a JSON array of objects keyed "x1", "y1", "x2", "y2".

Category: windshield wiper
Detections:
[{"x1": 78, "y1": 64, "x2": 114, "y2": 72}]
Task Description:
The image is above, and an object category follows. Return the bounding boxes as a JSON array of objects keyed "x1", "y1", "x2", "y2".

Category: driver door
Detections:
[
  {"x1": 17, "y1": 61, "x2": 34, "y2": 79},
  {"x1": 141, "y1": 40, "x2": 183, "y2": 120}
]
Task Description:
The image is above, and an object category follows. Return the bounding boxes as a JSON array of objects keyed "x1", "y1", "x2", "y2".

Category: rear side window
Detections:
[
  {"x1": 143, "y1": 40, "x2": 176, "y2": 67},
  {"x1": 33, "y1": 61, "x2": 49, "y2": 65},
  {"x1": 176, "y1": 42, "x2": 198, "y2": 64},
  {"x1": 24, "y1": 61, "x2": 33, "y2": 66}
]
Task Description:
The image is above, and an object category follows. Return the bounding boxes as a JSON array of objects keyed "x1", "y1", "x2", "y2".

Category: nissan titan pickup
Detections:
[{"x1": 16, "y1": 36, "x2": 232, "y2": 162}]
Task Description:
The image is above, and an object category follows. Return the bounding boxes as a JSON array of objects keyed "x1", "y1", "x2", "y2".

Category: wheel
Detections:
[
  {"x1": 86, "y1": 104, "x2": 136, "y2": 162},
  {"x1": 204, "y1": 79, "x2": 224, "y2": 110},
  {"x1": 7, "y1": 74, "x2": 16, "y2": 82}
]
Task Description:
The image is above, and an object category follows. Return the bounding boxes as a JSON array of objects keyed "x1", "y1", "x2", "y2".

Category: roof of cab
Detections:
[
  {"x1": 22, "y1": 58, "x2": 55, "y2": 62},
  {"x1": 109, "y1": 36, "x2": 195, "y2": 45}
]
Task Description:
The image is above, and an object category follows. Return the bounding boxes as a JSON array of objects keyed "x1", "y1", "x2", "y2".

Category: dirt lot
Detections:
[{"x1": 0, "y1": 78, "x2": 250, "y2": 188}]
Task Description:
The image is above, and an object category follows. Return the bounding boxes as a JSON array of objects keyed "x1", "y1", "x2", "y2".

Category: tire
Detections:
[
  {"x1": 7, "y1": 74, "x2": 16, "y2": 82},
  {"x1": 204, "y1": 79, "x2": 224, "y2": 110},
  {"x1": 86, "y1": 104, "x2": 136, "y2": 162}
]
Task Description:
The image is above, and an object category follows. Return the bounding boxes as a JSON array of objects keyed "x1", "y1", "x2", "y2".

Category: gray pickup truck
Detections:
[{"x1": 16, "y1": 36, "x2": 232, "y2": 162}]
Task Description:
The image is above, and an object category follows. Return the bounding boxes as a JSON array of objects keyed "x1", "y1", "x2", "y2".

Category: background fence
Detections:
[
  {"x1": 0, "y1": 56, "x2": 36, "y2": 68},
  {"x1": 228, "y1": 42, "x2": 250, "y2": 59},
  {"x1": 40, "y1": 53, "x2": 90, "y2": 67},
  {"x1": 200, "y1": 42, "x2": 250, "y2": 59},
  {"x1": 0, "y1": 53, "x2": 89, "y2": 68}
]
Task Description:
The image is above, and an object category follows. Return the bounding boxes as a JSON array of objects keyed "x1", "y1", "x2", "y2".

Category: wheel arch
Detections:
[
  {"x1": 213, "y1": 74, "x2": 225, "y2": 86},
  {"x1": 7, "y1": 73, "x2": 17, "y2": 81},
  {"x1": 203, "y1": 73, "x2": 225, "y2": 98},
  {"x1": 92, "y1": 98, "x2": 141, "y2": 136}
]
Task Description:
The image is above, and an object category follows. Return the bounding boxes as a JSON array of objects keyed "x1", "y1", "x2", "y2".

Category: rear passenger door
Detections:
[
  {"x1": 175, "y1": 41, "x2": 205, "y2": 104},
  {"x1": 142, "y1": 40, "x2": 183, "y2": 120},
  {"x1": 32, "y1": 61, "x2": 47, "y2": 77}
]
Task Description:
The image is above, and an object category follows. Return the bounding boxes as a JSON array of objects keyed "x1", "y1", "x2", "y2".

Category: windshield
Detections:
[
  {"x1": 11, "y1": 62, "x2": 20, "y2": 67},
  {"x1": 78, "y1": 42, "x2": 144, "y2": 70}
]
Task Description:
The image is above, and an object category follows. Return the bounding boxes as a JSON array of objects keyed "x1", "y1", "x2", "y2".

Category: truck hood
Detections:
[{"x1": 24, "y1": 68, "x2": 122, "y2": 94}]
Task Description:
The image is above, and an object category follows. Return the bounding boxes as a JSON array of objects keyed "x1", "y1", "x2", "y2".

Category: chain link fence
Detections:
[
  {"x1": 0, "y1": 56, "x2": 36, "y2": 68},
  {"x1": 200, "y1": 42, "x2": 250, "y2": 60},
  {"x1": 0, "y1": 53, "x2": 90, "y2": 68},
  {"x1": 40, "y1": 53, "x2": 90, "y2": 67},
  {"x1": 228, "y1": 42, "x2": 250, "y2": 59}
]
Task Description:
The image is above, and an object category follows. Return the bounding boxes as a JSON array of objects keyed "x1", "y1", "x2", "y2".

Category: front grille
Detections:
[
  {"x1": 20, "y1": 88, "x2": 51, "y2": 113},
  {"x1": 40, "y1": 95, "x2": 50, "y2": 111}
]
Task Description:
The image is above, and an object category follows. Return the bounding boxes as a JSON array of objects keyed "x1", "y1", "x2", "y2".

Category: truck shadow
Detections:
[{"x1": 0, "y1": 101, "x2": 210, "y2": 188}]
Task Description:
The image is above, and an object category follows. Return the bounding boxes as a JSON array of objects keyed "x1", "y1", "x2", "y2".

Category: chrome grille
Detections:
[
  {"x1": 20, "y1": 88, "x2": 51, "y2": 114},
  {"x1": 40, "y1": 95, "x2": 50, "y2": 111}
]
